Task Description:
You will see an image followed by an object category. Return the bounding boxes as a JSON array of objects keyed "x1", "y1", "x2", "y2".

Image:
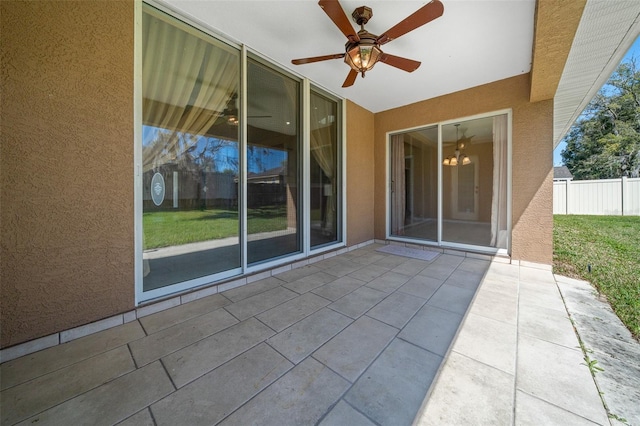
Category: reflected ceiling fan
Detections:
[
  {"x1": 291, "y1": 0, "x2": 444, "y2": 87},
  {"x1": 219, "y1": 94, "x2": 271, "y2": 126}
]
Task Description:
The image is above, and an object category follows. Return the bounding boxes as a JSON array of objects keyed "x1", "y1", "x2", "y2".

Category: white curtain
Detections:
[
  {"x1": 310, "y1": 98, "x2": 336, "y2": 233},
  {"x1": 391, "y1": 135, "x2": 405, "y2": 235},
  {"x1": 142, "y1": 11, "x2": 239, "y2": 172},
  {"x1": 491, "y1": 115, "x2": 508, "y2": 247}
]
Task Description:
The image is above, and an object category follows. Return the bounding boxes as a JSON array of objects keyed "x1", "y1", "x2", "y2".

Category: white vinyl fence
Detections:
[{"x1": 553, "y1": 177, "x2": 640, "y2": 215}]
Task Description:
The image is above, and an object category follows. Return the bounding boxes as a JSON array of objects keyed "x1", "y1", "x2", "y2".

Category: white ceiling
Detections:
[{"x1": 160, "y1": 0, "x2": 536, "y2": 113}]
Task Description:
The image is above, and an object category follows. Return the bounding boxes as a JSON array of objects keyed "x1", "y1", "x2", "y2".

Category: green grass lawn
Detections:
[
  {"x1": 144, "y1": 207, "x2": 287, "y2": 250},
  {"x1": 554, "y1": 215, "x2": 640, "y2": 339}
]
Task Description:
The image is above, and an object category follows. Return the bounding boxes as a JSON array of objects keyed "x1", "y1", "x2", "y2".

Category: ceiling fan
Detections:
[{"x1": 291, "y1": 0, "x2": 444, "y2": 87}]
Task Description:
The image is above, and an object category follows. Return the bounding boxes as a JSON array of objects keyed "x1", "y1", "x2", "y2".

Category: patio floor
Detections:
[{"x1": 0, "y1": 243, "x2": 608, "y2": 425}]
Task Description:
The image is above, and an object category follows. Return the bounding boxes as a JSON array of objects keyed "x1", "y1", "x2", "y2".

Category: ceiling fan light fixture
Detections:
[
  {"x1": 462, "y1": 155, "x2": 471, "y2": 165},
  {"x1": 345, "y1": 40, "x2": 382, "y2": 76}
]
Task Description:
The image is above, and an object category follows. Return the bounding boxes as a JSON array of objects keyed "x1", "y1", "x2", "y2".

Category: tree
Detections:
[{"x1": 561, "y1": 58, "x2": 640, "y2": 179}]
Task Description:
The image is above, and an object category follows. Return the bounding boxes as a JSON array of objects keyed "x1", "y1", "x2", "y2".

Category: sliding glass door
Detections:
[
  {"x1": 390, "y1": 126, "x2": 438, "y2": 241},
  {"x1": 246, "y1": 59, "x2": 301, "y2": 264},
  {"x1": 389, "y1": 113, "x2": 509, "y2": 250},
  {"x1": 141, "y1": 7, "x2": 241, "y2": 291},
  {"x1": 138, "y1": 4, "x2": 344, "y2": 300},
  {"x1": 310, "y1": 90, "x2": 341, "y2": 248}
]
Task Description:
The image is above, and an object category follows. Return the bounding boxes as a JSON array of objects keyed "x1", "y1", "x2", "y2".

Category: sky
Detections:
[{"x1": 553, "y1": 35, "x2": 640, "y2": 166}]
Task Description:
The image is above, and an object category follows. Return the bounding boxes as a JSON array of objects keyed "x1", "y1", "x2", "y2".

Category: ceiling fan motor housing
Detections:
[{"x1": 351, "y1": 6, "x2": 373, "y2": 26}]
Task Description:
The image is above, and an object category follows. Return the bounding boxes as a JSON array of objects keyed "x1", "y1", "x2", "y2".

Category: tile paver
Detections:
[
  {"x1": 313, "y1": 315, "x2": 398, "y2": 382},
  {"x1": 366, "y1": 271, "x2": 411, "y2": 293},
  {"x1": 327, "y1": 286, "x2": 386, "y2": 319},
  {"x1": 139, "y1": 293, "x2": 231, "y2": 334},
  {"x1": 20, "y1": 361, "x2": 174, "y2": 426},
  {"x1": 399, "y1": 305, "x2": 463, "y2": 356},
  {"x1": 366, "y1": 291, "x2": 426, "y2": 329},
  {"x1": 416, "y1": 351, "x2": 515, "y2": 425},
  {"x1": 514, "y1": 390, "x2": 600, "y2": 426},
  {"x1": 426, "y1": 283, "x2": 477, "y2": 315},
  {"x1": 345, "y1": 338, "x2": 442, "y2": 425},
  {"x1": 450, "y1": 312, "x2": 517, "y2": 375},
  {"x1": 0, "y1": 321, "x2": 144, "y2": 391},
  {"x1": 218, "y1": 357, "x2": 350, "y2": 426},
  {"x1": 1, "y1": 346, "x2": 135, "y2": 425},
  {"x1": 282, "y1": 271, "x2": 336, "y2": 294},
  {"x1": 129, "y1": 307, "x2": 238, "y2": 366},
  {"x1": 311, "y1": 275, "x2": 365, "y2": 301},
  {"x1": 397, "y1": 274, "x2": 443, "y2": 299},
  {"x1": 224, "y1": 286, "x2": 297, "y2": 320},
  {"x1": 256, "y1": 292, "x2": 330, "y2": 332},
  {"x1": 116, "y1": 408, "x2": 155, "y2": 426},
  {"x1": 516, "y1": 334, "x2": 609, "y2": 424},
  {"x1": 162, "y1": 318, "x2": 275, "y2": 388},
  {"x1": 318, "y1": 400, "x2": 376, "y2": 426},
  {"x1": 266, "y1": 308, "x2": 352, "y2": 364},
  {"x1": 151, "y1": 343, "x2": 292, "y2": 425}
]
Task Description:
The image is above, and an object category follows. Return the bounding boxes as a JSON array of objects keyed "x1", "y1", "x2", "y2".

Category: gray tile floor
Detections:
[
  {"x1": 0, "y1": 244, "x2": 610, "y2": 426},
  {"x1": 1, "y1": 244, "x2": 483, "y2": 425}
]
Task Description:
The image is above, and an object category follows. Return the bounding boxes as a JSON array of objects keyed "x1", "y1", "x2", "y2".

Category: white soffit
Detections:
[
  {"x1": 554, "y1": 0, "x2": 640, "y2": 147},
  {"x1": 160, "y1": 0, "x2": 535, "y2": 113}
]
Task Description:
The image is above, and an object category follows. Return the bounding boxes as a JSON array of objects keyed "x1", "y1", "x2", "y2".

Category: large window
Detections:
[
  {"x1": 310, "y1": 90, "x2": 341, "y2": 248},
  {"x1": 390, "y1": 113, "x2": 509, "y2": 250},
  {"x1": 138, "y1": 5, "x2": 343, "y2": 299},
  {"x1": 141, "y1": 6, "x2": 241, "y2": 292},
  {"x1": 246, "y1": 59, "x2": 301, "y2": 264}
]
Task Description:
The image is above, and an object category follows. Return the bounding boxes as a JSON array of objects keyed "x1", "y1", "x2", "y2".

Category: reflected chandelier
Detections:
[{"x1": 443, "y1": 124, "x2": 470, "y2": 166}]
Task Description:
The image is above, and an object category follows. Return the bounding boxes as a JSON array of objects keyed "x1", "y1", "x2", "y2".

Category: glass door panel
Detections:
[
  {"x1": 141, "y1": 6, "x2": 241, "y2": 291},
  {"x1": 389, "y1": 113, "x2": 509, "y2": 250},
  {"x1": 442, "y1": 117, "x2": 499, "y2": 247},
  {"x1": 310, "y1": 90, "x2": 340, "y2": 248},
  {"x1": 246, "y1": 59, "x2": 301, "y2": 264},
  {"x1": 390, "y1": 126, "x2": 438, "y2": 241}
]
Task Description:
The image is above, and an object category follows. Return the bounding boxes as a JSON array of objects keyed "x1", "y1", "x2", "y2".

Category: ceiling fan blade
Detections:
[
  {"x1": 377, "y1": 0, "x2": 444, "y2": 45},
  {"x1": 292, "y1": 53, "x2": 345, "y2": 65},
  {"x1": 379, "y1": 54, "x2": 421, "y2": 73},
  {"x1": 318, "y1": 0, "x2": 360, "y2": 42},
  {"x1": 342, "y1": 69, "x2": 358, "y2": 88}
]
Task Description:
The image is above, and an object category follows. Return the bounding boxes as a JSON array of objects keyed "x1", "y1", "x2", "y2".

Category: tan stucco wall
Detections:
[
  {"x1": 1, "y1": 0, "x2": 135, "y2": 348},
  {"x1": 374, "y1": 74, "x2": 553, "y2": 264},
  {"x1": 346, "y1": 101, "x2": 375, "y2": 246},
  {"x1": 530, "y1": 0, "x2": 587, "y2": 102}
]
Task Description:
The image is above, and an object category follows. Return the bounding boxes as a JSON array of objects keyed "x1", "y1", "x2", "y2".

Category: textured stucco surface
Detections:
[
  {"x1": 1, "y1": 0, "x2": 135, "y2": 348},
  {"x1": 373, "y1": 74, "x2": 553, "y2": 264},
  {"x1": 529, "y1": 0, "x2": 587, "y2": 102},
  {"x1": 346, "y1": 101, "x2": 376, "y2": 246}
]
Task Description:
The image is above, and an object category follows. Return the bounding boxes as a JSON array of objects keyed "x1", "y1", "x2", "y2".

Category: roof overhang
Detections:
[{"x1": 550, "y1": 0, "x2": 640, "y2": 146}]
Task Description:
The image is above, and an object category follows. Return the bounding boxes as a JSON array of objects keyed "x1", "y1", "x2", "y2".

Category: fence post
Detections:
[
  {"x1": 621, "y1": 176, "x2": 628, "y2": 216},
  {"x1": 565, "y1": 179, "x2": 571, "y2": 215},
  {"x1": 173, "y1": 171, "x2": 179, "y2": 209}
]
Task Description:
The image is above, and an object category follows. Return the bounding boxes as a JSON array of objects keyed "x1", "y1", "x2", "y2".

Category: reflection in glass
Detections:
[
  {"x1": 246, "y1": 59, "x2": 301, "y2": 264},
  {"x1": 142, "y1": 6, "x2": 241, "y2": 291},
  {"x1": 310, "y1": 91, "x2": 340, "y2": 248},
  {"x1": 390, "y1": 126, "x2": 438, "y2": 241}
]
